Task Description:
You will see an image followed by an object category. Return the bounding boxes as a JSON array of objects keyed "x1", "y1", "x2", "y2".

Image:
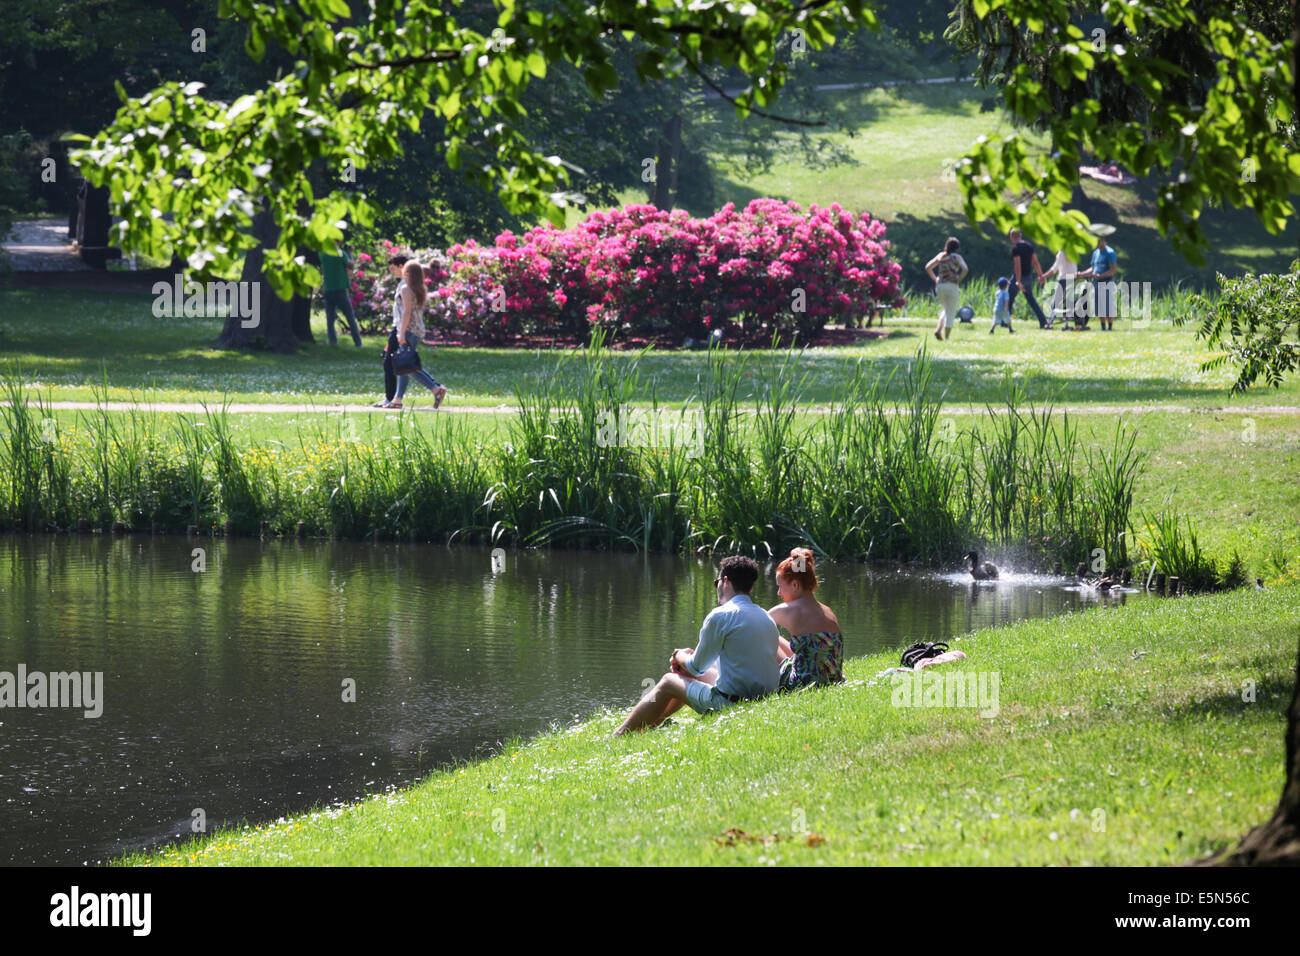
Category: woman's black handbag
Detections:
[{"x1": 391, "y1": 344, "x2": 422, "y2": 376}]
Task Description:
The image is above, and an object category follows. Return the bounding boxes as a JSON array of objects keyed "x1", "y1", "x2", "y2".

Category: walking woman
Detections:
[
  {"x1": 926, "y1": 237, "x2": 968, "y2": 341},
  {"x1": 375, "y1": 253, "x2": 406, "y2": 406},
  {"x1": 378, "y1": 259, "x2": 448, "y2": 410}
]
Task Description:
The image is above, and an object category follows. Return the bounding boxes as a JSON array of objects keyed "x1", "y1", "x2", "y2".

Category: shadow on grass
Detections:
[
  {"x1": 1177, "y1": 671, "x2": 1295, "y2": 721},
  {"x1": 3, "y1": 336, "x2": 1246, "y2": 405}
]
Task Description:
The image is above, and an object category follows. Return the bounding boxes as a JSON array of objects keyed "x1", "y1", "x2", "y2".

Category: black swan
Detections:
[{"x1": 964, "y1": 551, "x2": 999, "y2": 580}]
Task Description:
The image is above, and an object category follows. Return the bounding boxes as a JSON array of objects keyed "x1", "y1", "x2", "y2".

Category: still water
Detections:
[{"x1": 0, "y1": 534, "x2": 1142, "y2": 865}]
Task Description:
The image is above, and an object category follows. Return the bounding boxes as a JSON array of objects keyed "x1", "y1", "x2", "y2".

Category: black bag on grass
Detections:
[{"x1": 900, "y1": 641, "x2": 949, "y2": 669}]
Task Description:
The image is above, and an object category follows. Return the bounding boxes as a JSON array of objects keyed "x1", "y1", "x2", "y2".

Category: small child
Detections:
[{"x1": 990, "y1": 277, "x2": 1014, "y2": 334}]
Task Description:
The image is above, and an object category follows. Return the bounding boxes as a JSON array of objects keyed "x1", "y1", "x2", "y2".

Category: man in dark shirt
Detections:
[{"x1": 1008, "y1": 229, "x2": 1049, "y2": 328}]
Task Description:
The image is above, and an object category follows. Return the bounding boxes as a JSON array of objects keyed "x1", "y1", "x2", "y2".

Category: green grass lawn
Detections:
[
  {"x1": 5, "y1": 288, "x2": 1300, "y2": 408},
  {"x1": 123, "y1": 583, "x2": 1300, "y2": 866}
]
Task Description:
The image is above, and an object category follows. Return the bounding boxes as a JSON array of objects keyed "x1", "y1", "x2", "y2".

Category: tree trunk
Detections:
[
  {"x1": 1198, "y1": 639, "x2": 1300, "y2": 865},
  {"x1": 652, "y1": 113, "x2": 682, "y2": 211},
  {"x1": 216, "y1": 209, "x2": 313, "y2": 352}
]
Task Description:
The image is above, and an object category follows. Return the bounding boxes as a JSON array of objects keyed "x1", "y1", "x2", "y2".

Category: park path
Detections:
[
  {"x1": 707, "y1": 75, "x2": 965, "y2": 99},
  {"x1": 16, "y1": 400, "x2": 1300, "y2": 416},
  {"x1": 1, "y1": 219, "x2": 93, "y2": 272}
]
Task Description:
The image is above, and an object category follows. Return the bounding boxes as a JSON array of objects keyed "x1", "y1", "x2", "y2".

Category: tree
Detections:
[
  {"x1": 72, "y1": 0, "x2": 881, "y2": 303},
  {"x1": 0, "y1": 0, "x2": 226, "y2": 142},
  {"x1": 1184, "y1": 262, "x2": 1300, "y2": 393},
  {"x1": 217, "y1": 208, "x2": 314, "y2": 349},
  {"x1": 950, "y1": 0, "x2": 1300, "y2": 867}
]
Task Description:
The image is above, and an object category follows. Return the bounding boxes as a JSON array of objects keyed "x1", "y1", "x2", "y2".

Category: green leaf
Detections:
[
  {"x1": 583, "y1": 60, "x2": 618, "y2": 94},
  {"x1": 246, "y1": 23, "x2": 266, "y2": 62}
]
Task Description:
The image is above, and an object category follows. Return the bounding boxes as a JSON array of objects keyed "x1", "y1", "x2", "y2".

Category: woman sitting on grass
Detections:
[{"x1": 768, "y1": 548, "x2": 844, "y2": 690}]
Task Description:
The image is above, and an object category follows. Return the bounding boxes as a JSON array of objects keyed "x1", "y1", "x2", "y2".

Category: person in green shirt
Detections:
[{"x1": 321, "y1": 245, "x2": 363, "y2": 347}]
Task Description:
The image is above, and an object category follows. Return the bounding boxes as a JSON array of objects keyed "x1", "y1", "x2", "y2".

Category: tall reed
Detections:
[
  {"x1": 1136, "y1": 507, "x2": 1247, "y2": 592},
  {"x1": 0, "y1": 376, "x2": 53, "y2": 529},
  {"x1": 1083, "y1": 421, "x2": 1144, "y2": 571}
]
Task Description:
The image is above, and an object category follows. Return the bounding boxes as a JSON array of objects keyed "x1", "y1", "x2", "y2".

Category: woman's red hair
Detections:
[{"x1": 777, "y1": 547, "x2": 817, "y2": 592}]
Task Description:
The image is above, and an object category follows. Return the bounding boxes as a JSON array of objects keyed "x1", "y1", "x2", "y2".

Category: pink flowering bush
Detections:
[{"x1": 349, "y1": 200, "x2": 904, "y2": 344}]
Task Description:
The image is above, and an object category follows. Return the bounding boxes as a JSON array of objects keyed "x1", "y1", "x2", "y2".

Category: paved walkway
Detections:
[
  {"x1": 1, "y1": 218, "x2": 93, "y2": 272},
  {"x1": 707, "y1": 75, "x2": 967, "y2": 99}
]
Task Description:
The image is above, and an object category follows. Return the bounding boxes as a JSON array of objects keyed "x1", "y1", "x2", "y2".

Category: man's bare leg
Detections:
[
  {"x1": 615, "y1": 672, "x2": 692, "y2": 735},
  {"x1": 659, "y1": 666, "x2": 717, "y2": 721}
]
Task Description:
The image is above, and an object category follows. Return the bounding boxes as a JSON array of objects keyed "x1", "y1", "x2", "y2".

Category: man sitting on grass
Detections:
[{"x1": 614, "y1": 555, "x2": 779, "y2": 735}]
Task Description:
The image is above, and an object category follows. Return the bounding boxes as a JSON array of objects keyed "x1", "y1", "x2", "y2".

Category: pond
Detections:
[{"x1": 0, "y1": 534, "x2": 1144, "y2": 865}]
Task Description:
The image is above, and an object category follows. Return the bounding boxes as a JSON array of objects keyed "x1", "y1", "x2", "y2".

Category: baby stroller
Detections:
[{"x1": 1053, "y1": 277, "x2": 1093, "y2": 331}]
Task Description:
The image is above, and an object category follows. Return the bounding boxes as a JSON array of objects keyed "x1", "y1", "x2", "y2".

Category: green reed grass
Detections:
[
  {"x1": 0, "y1": 347, "x2": 1202, "y2": 574},
  {"x1": 0, "y1": 375, "x2": 54, "y2": 529},
  {"x1": 1137, "y1": 506, "x2": 1250, "y2": 592},
  {"x1": 171, "y1": 415, "x2": 213, "y2": 529}
]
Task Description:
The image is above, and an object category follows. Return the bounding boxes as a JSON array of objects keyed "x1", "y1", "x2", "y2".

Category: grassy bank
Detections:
[{"x1": 123, "y1": 583, "x2": 1300, "y2": 866}]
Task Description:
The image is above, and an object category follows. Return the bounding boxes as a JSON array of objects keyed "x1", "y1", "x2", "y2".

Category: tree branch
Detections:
[
  {"x1": 348, "y1": 49, "x2": 464, "y2": 70},
  {"x1": 686, "y1": 58, "x2": 825, "y2": 127}
]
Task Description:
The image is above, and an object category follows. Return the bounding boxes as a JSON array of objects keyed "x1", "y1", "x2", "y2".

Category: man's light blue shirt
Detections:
[
  {"x1": 1091, "y1": 246, "x2": 1118, "y2": 278},
  {"x1": 682, "y1": 594, "x2": 780, "y2": 699}
]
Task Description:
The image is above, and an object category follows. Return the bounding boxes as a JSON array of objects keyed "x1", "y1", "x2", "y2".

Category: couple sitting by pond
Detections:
[{"x1": 615, "y1": 550, "x2": 844, "y2": 735}]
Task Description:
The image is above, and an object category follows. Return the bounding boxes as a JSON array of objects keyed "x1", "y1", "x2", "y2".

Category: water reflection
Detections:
[{"x1": 0, "y1": 535, "x2": 1142, "y2": 864}]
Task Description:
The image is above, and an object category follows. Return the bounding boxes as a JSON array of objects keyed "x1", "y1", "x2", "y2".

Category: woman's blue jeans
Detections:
[{"x1": 394, "y1": 331, "x2": 442, "y2": 399}]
